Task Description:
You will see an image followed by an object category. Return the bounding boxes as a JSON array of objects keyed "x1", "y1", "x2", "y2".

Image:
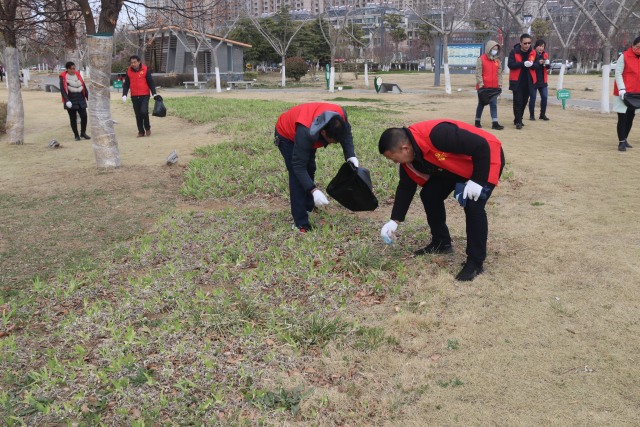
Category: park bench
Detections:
[
  {"x1": 227, "y1": 80, "x2": 254, "y2": 89},
  {"x1": 44, "y1": 84, "x2": 59, "y2": 92},
  {"x1": 379, "y1": 83, "x2": 402, "y2": 94},
  {"x1": 183, "y1": 81, "x2": 207, "y2": 89}
]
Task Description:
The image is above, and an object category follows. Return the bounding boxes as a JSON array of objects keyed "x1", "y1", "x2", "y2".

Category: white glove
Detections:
[
  {"x1": 347, "y1": 157, "x2": 359, "y2": 168},
  {"x1": 65, "y1": 101, "x2": 72, "y2": 108},
  {"x1": 381, "y1": 220, "x2": 398, "y2": 244},
  {"x1": 312, "y1": 189, "x2": 329, "y2": 208},
  {"x1": 524, "y1": 61, "x2": 533, "y2": 68},
  {"x1": 619, "y1": 89, "x2": 626, "y2": 100},
  {"x1": 152, "y1": 94, "x2": 159, "y2": 99},
  {"x1": 122, "y1": 95, "x2": 127, "y2": 103},
  {"x1": 462, "y1": 180, "x2": 483, "y2": 201}
]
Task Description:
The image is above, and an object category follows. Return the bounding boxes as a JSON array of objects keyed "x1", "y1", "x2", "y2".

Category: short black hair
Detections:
[
  {"x1": 129, "y1": 55, "x2": 141, "y2": 62},
  {"x1": 65, "y1": 61, "x2": 75, "y2": 70},
  {"x1": 520, "y1": 33, "x2": 531, "y2": 41},
  {"x1": 323, "y1": 116, "x2": 346, "y2": 142},
  {"x1": 378, "y1": 128, "x2": 408, "y2": 154},
  {"x1": 534, "y1": 39, "x2": 545, "y2": 48},
  {"x1": 633, "y1": 35, "x2": 640, "y2": 46}
]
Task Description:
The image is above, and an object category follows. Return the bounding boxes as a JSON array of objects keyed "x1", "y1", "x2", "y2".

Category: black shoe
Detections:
[
  {"x1": 529, "y1": 115, "x2": 536, "y2": 121},
  {"x1": 515, "y1": 123, "x2": 523, "y2": 130},
  {"x1": 624, "y1": 140, "x2": 633, "y2": 148},
  {"x1": 539, "y1": 115, "x2": 550, "y2": 121},
  {"x1": 455, "y1": 260, "x2": 484, "y2": 281},
  {"x1": 74, "y1": 135, "x2": 81, "y2": 141},
  {"x1": 492, "y1": 122, "x2": 504, "y2": 130},
  {"x1": 293, "y1": 224, "x2": 313, "y2": 233},
  {"x1": 414, "y1": 241, "x2": 453, "y2": 256},
  {"x1": 474, "y1": 120, "x2": 482, "y2": 128},
  {"x1": 618, "y1": 141, "x2": 627, "y2": 152},
  {"x1": 80, "y1": 133, "x2": 91, "y2": 140}
]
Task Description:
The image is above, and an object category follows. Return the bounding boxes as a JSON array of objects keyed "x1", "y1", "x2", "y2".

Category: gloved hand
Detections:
[
  {"x1": 65, "y1": 101, "x2": 72, "y2": 108},
  {"x1": 152, "y1": 94, "x2": 159, "y2": 99},
  {"x1": 122, "y1": 95, "x2": 127, "y2": 103},
  {"x1": 347, "y1": 157, "x2": 359, "y2": 168},
  {"x1": 381, "y1": 220, "x2": 398, "y2": 244},
  {"x1": 619, "y1": 89, "x2": 626, "y2": 100},
  {"x1": 312, "y1": 189, "x2": 329, "y2": 208},
  {"x1": 478, "y1": 83, "x2": 484, "y2": 89},
  {"x1": 524, "y1": 61, "x2": 533, "y2": 68},
  {"x1": 462, "y1": 180, "x2": 483, "y2": 201}
]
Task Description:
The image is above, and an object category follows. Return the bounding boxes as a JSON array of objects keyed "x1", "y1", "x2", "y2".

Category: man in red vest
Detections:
[
  {"x1": 508, "y1": 33, "x2": 534, "y2": 129},
  {"x1": 378, "y1": 120, "x2": 505, "y2": 281},
  {"x1": 122, "y1": 55, "x2": 158, "y2": 137},
  {"x1": 275, "y1": 103, "x2": 358, "y2": 232},
  {"x1": 528, "y1": 39, "x2": 551, "y2": 121}
]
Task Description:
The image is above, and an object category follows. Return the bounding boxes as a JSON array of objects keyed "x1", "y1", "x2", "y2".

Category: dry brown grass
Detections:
[{"x1": 1, "y1": 71, "x2": 639, "y2": 425}]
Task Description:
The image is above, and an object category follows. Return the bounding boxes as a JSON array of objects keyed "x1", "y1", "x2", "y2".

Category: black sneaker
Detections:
[
  {"x1": 474, "y1": 120, "x2": 482, "y2": 128},
  {"x1": 74, "y1": 135, "x2": 81, "y2": 141},
  {"x1": 515, "y1": 123, "x2": 523, "y2": 130},
  {"x1": 624, "y1": 140, "x2": 633, "y2": 148},
  {"x1": 492, "y1": 122, "x2": 504, "y2": 130},
  {"x1": 414, "y1": 242, "x2": 453, "y2": 256},
  {"x1": 81, "y1": 133, "x2": 91, "y2": 140},
  {"x1": 529, "y1": 115, "x2": 536, "y2": 121},
  {"x1": 539, "y1": 115, "x2": 550, "y2": 121},
  {"x1": 618, "y1": 141, "x2": 627, "y2": 152},
  {"x1": 455, "y1": 260, "x2": 484, "y2": 281}
]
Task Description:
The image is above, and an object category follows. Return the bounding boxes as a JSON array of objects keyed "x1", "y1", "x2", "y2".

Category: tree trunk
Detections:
[
  {"x1": 86, "y1": 35, "x2": 120, "y2": 168},
  {"x1": 442, "y1": 33, "x2": 451, "y2": 95},
  {"x1": 364, "y1": 63, "x2": 369, "y2": 87},
  {"x1": 65, "y1": 49, "x2": 81, "y2": 67},
  {"x1": 329, "y1": 65, "x2": 335, "y2": 93},
  {"x1": 4, "y1": 47, "x2": 24, "y2": 145},
  {"x1": 214, "y1": 67, "x2": 221, "y2": 93},
  {"x1": 281, "y1": 55, "x2": 286, "y2": 87}
]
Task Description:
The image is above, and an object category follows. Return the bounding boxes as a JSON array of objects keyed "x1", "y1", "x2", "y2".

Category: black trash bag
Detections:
[
  {"x1": 623, "y1": 92, "x2": 640, "y2": 109},
  {"x1": 477, "y1": 87, "x2": 502, "y2": 106},
  {"x1": 152, "y1": 95, "x2": 167, "y2": 117},
  {"x1": 327, "y1": 161, "x2": 378, "y2": 212}
]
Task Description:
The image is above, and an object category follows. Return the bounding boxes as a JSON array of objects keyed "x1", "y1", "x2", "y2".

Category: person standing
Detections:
[
  {"x1": 274, "y1": 103, "x2": 359, "y2": 232},
  {"x1": 528, "y1": 39, "x2": 551, "y2": 121},
  {"x1": 59, "y1": 61, "x2": 90, "y2": 141},
  {"x1": 122, "y1": 55, "x2": 158, "y2": 137},
  {"x1": 0, "y1": 65, "x2": 5, "y2": 82},
  {"x1": 613, "y1": 35, "x2": 640, "y2": 152},
  {"x1": 474, "y1": 40, "x2": 504, "y2": 130},
  {"x1": 508, "y1": 33, "x2": 534, "y2": 129},
  {"x1": 378, "y1": 120, "x2": 505, "y2": 281}
]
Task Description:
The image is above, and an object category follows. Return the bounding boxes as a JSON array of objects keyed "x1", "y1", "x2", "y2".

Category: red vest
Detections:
[
  {"x1": 403, "y1": 120, "x2": 503, "y2": 186},
  {"x1": 614, "y1": 47, "x2": 640, "y2": 95},
  {"x1": 59, "y1": 71, "x2": 87, "y2": 103},
  {"x1": 529, "y1": 51, "x2": 549, "y2": 85},
  {"x1": 127, "y1": 64, "x2": 151, "y2": 96},
  {"x1": 275, "y1": 103, "x2": 346, "y2": 147},
  {"x1": 509, "y1": 50, "x2": 527, "y2": 82},
  {"x1": 477, "y1": 53, "x2": 500, "y2": 89}
]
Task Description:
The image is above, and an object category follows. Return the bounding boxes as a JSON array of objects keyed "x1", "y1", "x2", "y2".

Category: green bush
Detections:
[
  {"x1": 285, "y1": 57, "x2": 308, "y2": 82},
  {"x1": 244, "y1": 71, "x2": 257, "y2": 81}
]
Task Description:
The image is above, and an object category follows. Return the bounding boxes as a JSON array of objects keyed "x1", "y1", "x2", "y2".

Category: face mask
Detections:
[{"x1": 490, "y1": 49, "x2": 498, "y2": 56}]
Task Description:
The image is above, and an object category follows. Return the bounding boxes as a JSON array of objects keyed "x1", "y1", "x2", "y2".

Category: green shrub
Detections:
[
  {"x1": 285, "y1": 57, "x2": 308, "y2": 82},
  {"x1": 244, "y1": 71, "x2": 257, "y2": 81}
]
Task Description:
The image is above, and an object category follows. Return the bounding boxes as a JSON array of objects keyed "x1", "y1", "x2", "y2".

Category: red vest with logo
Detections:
[
  {"x1": 59, "y1": 71, "x2": 87, "y2": 103},
  {"x1": 127, "y1": 64, "x2": 151, "y2": 96},
  {"x1": 614, "y1": 47, "x2": 640, "y2": 95},
  {"x1": 403, "y1": 120, "x2": 503, "y2": 186},
  {"x1": 477, "y1": 53, "x2": 500, "y2": 89},
  {"x1": 509, "y1": 50, "x2": 527, "y2": 82},
  {"x1": 275, "y1": 103, "x2": 346, "y2": 147},
  {"x1": 529, "y1": 51, "x2": 549, "y2": 85}
]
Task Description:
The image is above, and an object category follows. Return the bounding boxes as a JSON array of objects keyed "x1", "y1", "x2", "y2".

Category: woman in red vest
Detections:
[
  {"x1": 474, "y1": 40, "x2": 504, "y2": 130},
  {"x1": 59, "y1": 61, "x2": 90, "y2": 141},
  {"x1": 122, "y1": 55, "x2": 158, "y2": 137},
  {"x1": 613, "y1": 36, "x2": 640, "y2": 152},
  {"x1": 378, "y1": 120, "x2": 505, "y2": 281},
  {"x1": 528, "y1": 39, "x2": 551, "y2": 121}
]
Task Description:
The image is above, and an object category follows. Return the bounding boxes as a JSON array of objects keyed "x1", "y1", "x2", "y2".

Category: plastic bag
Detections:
[
  {"x1": 477, "y1": 87, "x2": 502, "y2": 106},
  {"x1": 152, "y1": 95, "x2": 167, "y2": 117},
  {"x1": 327, "y1": 162, "x2": 378, "y2": 212},
  {"x1": 623, "y1": 92, "x2": 640, "y2": 109}
]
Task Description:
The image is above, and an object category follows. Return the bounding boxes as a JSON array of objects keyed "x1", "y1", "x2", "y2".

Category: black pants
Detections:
[
  {"x1": 617, "y1": 108, "x2": 636, "y2": 141},
  {"x1": 131, "y1": 96, "x2": 151, "y2": 133},
  {"x1": 67, "y1": 108, "x2": 87, "y2": 137},
  {"x1": 512, "y1": 87, "x2": 530, "y2": 124}
]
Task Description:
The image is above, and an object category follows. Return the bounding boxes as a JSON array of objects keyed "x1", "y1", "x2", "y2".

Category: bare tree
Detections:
[
  {"x1": 571, "y1": 0, "x2": 640, "y2": 113},
  {"x1": 318, "y1": 2, "x2": 353, "y2": 93}
]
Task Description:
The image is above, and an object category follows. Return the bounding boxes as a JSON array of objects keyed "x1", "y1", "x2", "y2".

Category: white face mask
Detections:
[{"x1": 490, "y1": 49, "x2": 498, "y2": 56}]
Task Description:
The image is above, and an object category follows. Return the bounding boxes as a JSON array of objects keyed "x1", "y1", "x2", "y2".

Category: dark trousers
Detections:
[
  {"x1": 512, "y1": 87, "x2": 530, "y2": 124},
  {"x1": 419, "y1": 175, "x2": 496, "y2": 266},
  {"x1": 617, "y1": 108, "x2": 636, "y2": 141},
  {"x1": 67, "y1": 108, "x2": 87, "y2": 137},
  {"x1": 475, "y1": 98, "x2": 498, "y2": 121},
  {"x1": 529, "y1": 86, "x2": 548, "y2": 117},
  {"x1": 276, "y1": 134, "x2": 316, "y2": 228},
  {"x1": 131, "y1": 96, "x2": 151, "y2": 133}
]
